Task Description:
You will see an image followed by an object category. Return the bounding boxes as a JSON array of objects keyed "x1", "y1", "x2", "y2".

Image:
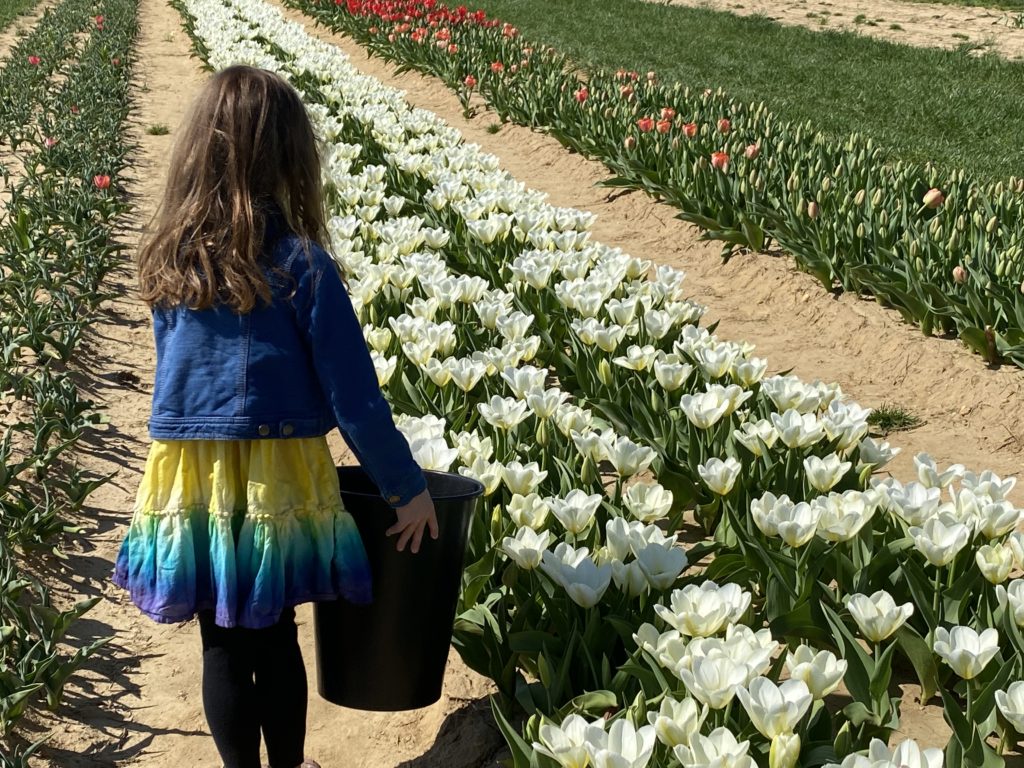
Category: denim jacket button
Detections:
[
  {"x1": 388, "y1": 495, "x2": 401, "y2": 504},
  {"x1": 257, "y1": 424, "x2": 271, "y2": 437},
  {"x1": 282, "y1": 423, "x2": 295, "y2": 437}
]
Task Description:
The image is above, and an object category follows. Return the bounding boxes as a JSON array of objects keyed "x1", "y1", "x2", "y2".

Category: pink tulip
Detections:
[
  {"x1": 744, "y1": 144, "x2": 760, "y2": 160},
  {"x1": 923, "y1": 188, "x2": 945, "y2": 208},
  {"x1": 711, "y1": 151, "x2": 729, "y2": 171},
  {"x1": 953, "y1": 265, "x2": 967, "y2": 284},
  {"x1": 574, "y1": 86, "x2": 589, "y2": 103},
  {"x1": 637, "y1": 117, "x2": 655, "y2": 133},
  {"x1": 683, "y1": 122, "x2": 698, "y2": 138},
  {"x1": 718, "y1": 118, "x2": 731, "y2": 134}
]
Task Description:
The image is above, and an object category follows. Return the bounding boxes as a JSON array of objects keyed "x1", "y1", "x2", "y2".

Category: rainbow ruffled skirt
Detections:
[{"x1": 113, "y1": 437, "x2": 372, "y2": 629}]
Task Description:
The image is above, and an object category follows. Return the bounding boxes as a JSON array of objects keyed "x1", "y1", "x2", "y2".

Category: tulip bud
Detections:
[
  {"x1": 956, "y1": 214, "x2": 967, "y2": 232},
  {"x1": 821, "y1": 176, "x2": 832, "y2": 193},
  {"x1": 910, "y1": 240, "x2": 921, "y2": 259},
  {"x1": 953, "y1": 265, "x2": 967, "y2": 284},
  {"x1": 923, "y1": 188, "x2": 945, "y2": 208},
  {"x1": 770, "y1": 733, "x2": 801, "y2": 768},
  {"x1": 871, "y1": 189, "x2": 883, "y2": 207},
  {"x1": 987, "y1": 215, "x2": 998, "y2": 234},
  {"x1": 854, "y1": 189, "x2": 865, "y2": 207},
  {"x1": 603, "y1": 107, "x2": 615, "y2": 119},
  {"x1": 856, "y1": 223, "x2": 866, "y2": 238},
  {"x1": 624, "y1": 136, "x2": 637, "y2": 151},
  {"x1": 535, "y1": 419, "x2": 548, "y2": 446},
  {"x1": 598, "y1": 358, "x2": 614, "y2": 387},
  {"x1": 581, "y1": 455, "x2": 598, "y2": 485},
  {"x1": 807, "y1": 201, "x2": 819, "y2": 220}
]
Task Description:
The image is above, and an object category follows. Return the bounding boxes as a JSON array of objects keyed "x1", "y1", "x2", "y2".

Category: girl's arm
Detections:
[{"x1": 292, "y1": 242, "x2": 427, "y2": 508}]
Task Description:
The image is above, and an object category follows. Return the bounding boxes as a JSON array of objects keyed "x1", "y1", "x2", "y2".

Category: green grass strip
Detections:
[
  {"x1": 0, "y1": 0, "x2": 39, "y2": 32},
  {"x1": 472, "y1": 0, "x2": 1024, "y2": 180}
]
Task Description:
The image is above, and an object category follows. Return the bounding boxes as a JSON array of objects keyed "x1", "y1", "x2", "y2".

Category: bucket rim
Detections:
[{"x1": 336, "y1": 466, "x2": 486, "y2": 502}]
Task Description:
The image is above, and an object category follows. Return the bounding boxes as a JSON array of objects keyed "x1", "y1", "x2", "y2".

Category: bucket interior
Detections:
[{"x1": 337, "y1": 466, "x2": 484, "y2": 501}]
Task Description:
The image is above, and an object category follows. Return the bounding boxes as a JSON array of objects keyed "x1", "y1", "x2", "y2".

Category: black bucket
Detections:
[{"x1": 313, "y1": 466, "x2": 484, "y2": 711}]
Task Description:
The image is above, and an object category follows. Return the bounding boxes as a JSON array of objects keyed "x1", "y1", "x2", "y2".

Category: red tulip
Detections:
[
  {"x1": 710, "y1": 151, "x2": 729, "y2": 171},
  {"x1": 70, "y1": 105, "x2": 80, "y2": 114},
  {"x1": 718, "y1": 118, "x2": 731, "y2": 134},
  {"x1": 490, "y1": 61, "x2": 504, "y2": 73},
  {"x1": 44, "y1": 137, "x2": 58, "y2": 148},
  {"x1": 744, "y1": 144, "x2": 760, "y2": 160},
  {"x1": 112, "y1": 56, "x2": 121, "y2": 66},
  {"x1": 94, "y1": 14, "x2": 104, "y2": 28},
  {"x1": 447, "y1": 44, "x2": 458, "y2": 54},
  {"x1": 27, "y1": 55, "x2": 41, "y2": 66},
  {"x1": 923, "y1": 188, "x2": 945, "y2": 208},
  {"x1": 464, "y1": 74, "x2": 477, "y2": 88},
  {"x1": 636, "y1": 117, "x2": 655, "y2": 133},
  {"x1": 656, "y1": 119, "x2": 672, "y2": 134},
  {"x1": 660, "y1": 107, "x2": 676, "y2": 121},
  {"x1": 574, "y1": 86, "x2": 589, "y2": 103},
  {"x1": 615, "y1": 68, "x2": 628, "y2": 81},
  {"x1": 93, "y1": 174, "x2": 111, "y2": 190},
  {"x1": 683, "y1": 122, "x2": 698, "y2": 138},
  {"x1": 368, "y1": 25, "x2": 379, "y2": 34}
]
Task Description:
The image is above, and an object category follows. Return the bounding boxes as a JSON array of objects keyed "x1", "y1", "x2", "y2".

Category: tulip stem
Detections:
[{"x1": 929, "y1": 567, "x2": 942, "y2": 647}]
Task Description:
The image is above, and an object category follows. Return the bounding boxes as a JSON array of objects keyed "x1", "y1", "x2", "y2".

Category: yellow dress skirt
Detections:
[{"x1": 112, "y1": 437, "x2": 372, "y2": 629}]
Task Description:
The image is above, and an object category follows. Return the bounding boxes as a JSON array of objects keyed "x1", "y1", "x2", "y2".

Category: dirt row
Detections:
[
  {"x1": 644, "y1": 0, "x2": 1024, "y2": 59},
  {"x1": 21, "y1": 0, "x2": 1024, "y2": 764}
]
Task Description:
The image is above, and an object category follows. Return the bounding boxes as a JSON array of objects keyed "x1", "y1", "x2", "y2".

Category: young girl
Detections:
[{"x1": 112, "y1": 65, "x2": 438, "y2": 768}]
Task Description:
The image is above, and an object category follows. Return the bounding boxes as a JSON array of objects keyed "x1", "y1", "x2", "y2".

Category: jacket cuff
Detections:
[{"x1": 382, "y1": 470, "x2": 428, "y2": 508}]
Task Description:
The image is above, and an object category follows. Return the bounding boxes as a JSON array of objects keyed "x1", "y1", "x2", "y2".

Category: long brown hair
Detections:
[{"x1": 138, "y1": 65, "x2": 328, "y2": 312}]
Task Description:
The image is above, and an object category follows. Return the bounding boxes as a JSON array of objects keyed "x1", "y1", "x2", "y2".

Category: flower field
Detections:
[
  {"x1": 282, "y1": 0, "x2": 1024, "y2": 372},
  {"x1": 0, "y1": 0, "x2": 138, "y2": 763},
  {"x1": 163, "y1": 1, "x2": 1024, "y2": 766}
]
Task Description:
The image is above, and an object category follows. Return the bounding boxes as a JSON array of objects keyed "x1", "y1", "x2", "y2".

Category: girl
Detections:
[{"x1": 113, "y1": 65, "x2": 438, "y2": 768}]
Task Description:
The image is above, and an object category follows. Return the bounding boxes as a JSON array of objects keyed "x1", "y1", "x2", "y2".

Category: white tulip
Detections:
[
  {"x1": 996, "y1": 681, "x2": 1024, "y2": 733},
  {"x1": 654, "y1": 581, "x2": 751, "y2": 638},
  {"x1": 422, "y1": 357, "x2": 453, "y2": 387},
  {"x1": 996, "y1": 579, "x2": 1024, "y2": 626},
  {"x1": 611, "y1": 559, "x2": 649, "y2": 597},
  {"x1": 785, "y1": 645, "x2": 847, "y2": 699},
  {"x1": 613, "y1": 344, "x2": 659, "y2": 372},
  {"x1": 908, "y1": 516, "x2": 971, "y2": 567},
  {"x1": 762, "y1": 497, "x2": 821, "y2": 548},
  {"x1": 451, "y1": 430, "x2": 494, "y2": 465},
  {"x1": 501, "y1": 527, "x2": 553, "y2": 570},
  {"x1": 771, "y1": 410, "x2": 825, "y2": 449},
  {"x1": 977, "y1": 499, "x2": 1022, "y2": 539},
  {"x1": 868, "y1": 737, "x2": 944, "y2": 768},
  {"x1": 550, "y1": 490, "x2": 603, "y2": 536},
  {"x1": 506, "y1": 493, "x2": 550, "y2": 530},
  {"x1": 500, "y1": 365, "x2": 547, "y2": 398},
  {"x1": 586, "y1": 719, "x2": 656, "y2": 768},
  {"x1": 409, "y1": 437, "x2": 459, "y2": 472},
  {"x1": 769, "y1": 733, "x2": 801, "y2": 768},
  {"x1": 680, "y1": 390, "x2": 732, "y2": 429},
  {"x1": 886, "y1": 481, "x2": 941, "y2": 526},
  {"x1": 527, "y1": 388, "x2": 570, "y2": 420},
  {"x1": 501, "y1": 460, "x2": 548, "y2": 496},
  {"x1": 606, "y1": 436, "x2": 657, "y2": 478},
  {"x1": 858, "y1": 436, "x2": 900, "y2": 469},
  {"x1": 845, "y1": 591, "x2": 913, "y2": 642},
  {"x1": 934, "y1": 626, "x2": 999, "y2": 680},
  {"x1": 735, "y1": 678, "x2": 812, "y2": 739},
  {"x1": 733, "y1": 357, "x2": 768, "y2": 387},
  {"x1": 734, "y1": 419, "x2": 779, "y2": 457},
  {"x1": 761, "y1": 375, "x2": 822, "y2": 413},
  {"x1": 478, "y1": 395, "x2": 530, "y2": 430},
  {"x1": 914, "y1": 453, "x2": 965, "y2": 489},
  {"x1": 676, "y1": 656, "x2": 748, "y2": 710},
  {"x1": 804, "y1": 454, "x2": 851, "y2": 493},
  {"x1": 534, "y1": 714, "x2": 603, "y2": 768},
  {"x1": 976, "y1": 543, "x2": 1014, "y2": 584},
  {"x1": 623, "y1": 482, "x2": 673, "y2": 523},
  {"x1": 696, "y1": 344, "x2": 739, "y2": 379},
  {"x1": 653, "y1": 358, "x2": 693, "y2": 391},
  {"x1": 458, "y1": 457, "x2": 502, "y2": 495},
  {"x1": 673, "y1": 727, "x2": 755, "y2": 768},
  {"x1": 698, "y1": 457, "x2": 742, "y2": 496},
  {"x1": 370, "y1": 350, "x2": 397, "y2": 386},
  {"x1": 814, "y1": 490, "x2": 876, "y2": 543},
  {"x1": 635, "y1": 542, "x2": 688, "y2": 591},
  {"x1": 648, "y1": 696, "x2": 707, "y2": 748},
  {"x1": 963, "y1": 469, "x2": 1017, "y2": 502},
  {"x1": 447, "y1": 358, "x2": 488, "y2": 392}
]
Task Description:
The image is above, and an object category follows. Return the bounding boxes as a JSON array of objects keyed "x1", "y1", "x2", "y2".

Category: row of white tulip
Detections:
[{"x1": 178, "y1": 0, "x2": 1022, "y2": 765}]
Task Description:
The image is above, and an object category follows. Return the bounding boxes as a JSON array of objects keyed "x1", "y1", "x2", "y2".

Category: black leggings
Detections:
[{"x1": 198, "y1": 608, "x2": 307, "y2": 768}]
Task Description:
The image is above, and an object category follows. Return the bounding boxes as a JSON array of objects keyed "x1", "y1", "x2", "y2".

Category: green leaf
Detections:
[{"x1": 895, "y1": 625, "x2": 940, "y2": 704}]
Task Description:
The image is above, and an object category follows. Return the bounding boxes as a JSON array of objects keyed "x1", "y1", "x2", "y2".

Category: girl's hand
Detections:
[{"x1": 386, "y1": 490, "x2": 439, "y2": 554}]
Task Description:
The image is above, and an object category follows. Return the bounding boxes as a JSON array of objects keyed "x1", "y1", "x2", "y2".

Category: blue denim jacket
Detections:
[{"x1": 148, "y1": 213, "x2": 427, "y2": 507}]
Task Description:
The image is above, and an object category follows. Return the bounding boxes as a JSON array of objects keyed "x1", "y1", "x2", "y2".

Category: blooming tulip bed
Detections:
[
  {"x1": 172, "y1": 0, "x2": 1024, "y2": 766},
  {"x1": 0, "y1": 0, "x2": 136, "y2": 762},
  {"x1": 283, "y1": 0, "x2": 1024, "y2": 372}
]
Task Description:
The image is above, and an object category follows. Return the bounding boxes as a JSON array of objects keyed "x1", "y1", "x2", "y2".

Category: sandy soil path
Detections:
[
  {"x1": 643, "y1": 0, "x2": 1024, "y2": 59},
  {"x1": 25, "y1": 0, "x2": 501, "y2": 765},
  {"x1": 0, "y1": 0, "x2": 58, "y2": 57}
]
